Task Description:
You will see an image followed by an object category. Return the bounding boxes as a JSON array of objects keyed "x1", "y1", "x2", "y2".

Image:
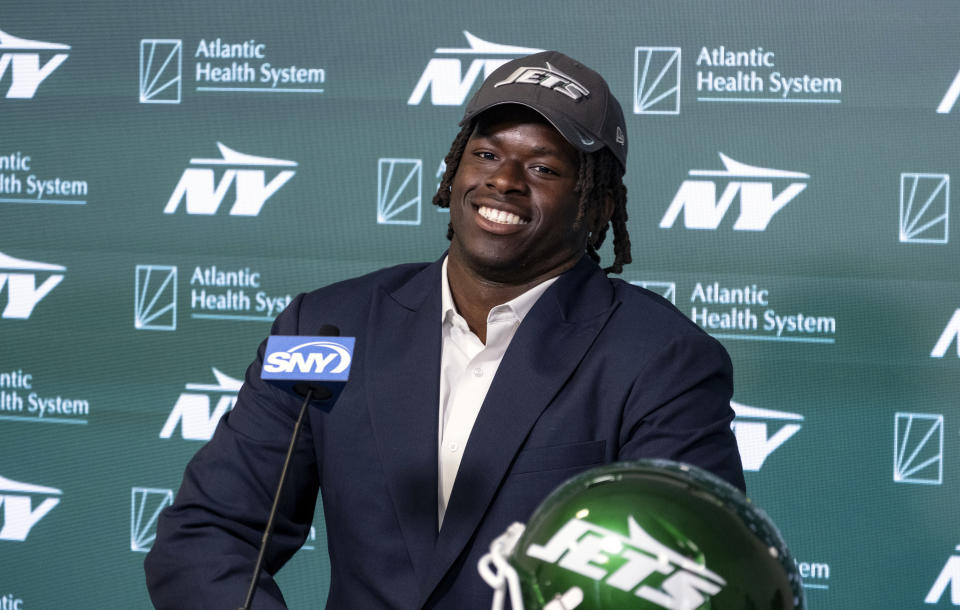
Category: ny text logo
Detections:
[
  {"x1": 165, "y1": 142, "x2": 296, "y2": 216},
  {"x1": 731, "y1": 401, "x2": 803, "y2": 471},
  {"x1": 938, "y1": 67, "x2": 960, "y2": 114},
  {"x1": 926, "y1": 545, "x2": 960, "y2": 605},
  {"x1": 0, "y1": 252, "x2": 64, "y2": 319},
  {"x1": 0, "y1": 475, "x2": 60, "y2": 541},
  {"x1": 932, "y1": 309, "x2": 960, "y2": 358},
  {"x1": 0, "y1": 28, "x2": 69, "y2": 99},
  {"x1": 160, "y1": 368, "x2": 241, "y2": 440},
  {"x1": 408, "y1": 32, "x2": 541, "y2": 106},
  {"x1": 661, "y1": 153, "x2": 808, "y2": 230}
]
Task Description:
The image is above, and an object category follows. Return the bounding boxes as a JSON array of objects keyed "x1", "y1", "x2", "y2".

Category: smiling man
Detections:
[{"x1": 146, "y1": 51, "x2": 745, "y2": 609}]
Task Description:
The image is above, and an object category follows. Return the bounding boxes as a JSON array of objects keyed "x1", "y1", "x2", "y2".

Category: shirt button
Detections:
[
  {"x1": 473, "y1": 367, "x2": 483, "y2": 377},
  {"x1": 448, "y1": 442, "x2": 459, "y2": 452}
]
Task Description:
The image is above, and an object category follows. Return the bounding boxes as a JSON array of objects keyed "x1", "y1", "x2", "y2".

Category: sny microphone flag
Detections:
[{"x1": 261, "y1": 335, "x2": 354, "y2": 402}]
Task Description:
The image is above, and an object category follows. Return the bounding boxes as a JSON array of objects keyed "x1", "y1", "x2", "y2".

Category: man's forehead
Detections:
[
  {"x1": 473, "y1": 104, "x2": 553, "y2": 130},
  {"x1": 470, "y1": 108, "x2": 578, "y2": 160}
]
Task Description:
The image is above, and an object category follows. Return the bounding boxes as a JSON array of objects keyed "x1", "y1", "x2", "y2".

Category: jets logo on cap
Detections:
[{"x1": 494, "y1": 62, "x2": 589, "y2": 101}]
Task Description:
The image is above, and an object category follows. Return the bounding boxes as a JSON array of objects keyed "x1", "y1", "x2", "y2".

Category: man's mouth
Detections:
[{"x1": 477, "y1": 205, "x2": 529, "y2": 226}]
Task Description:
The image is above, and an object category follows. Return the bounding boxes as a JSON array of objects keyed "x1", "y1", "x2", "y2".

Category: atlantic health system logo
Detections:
[
  {"x1": 140, "y1": 37, "x2": 326, "y2": 104},
  {"x1": 135, "y1": 264, "x2": 176, "y2": 331},
  {"x1": 0, "y1": 28, "x2": 69, "y2": 99},
  {"x1": 130, "y1": 487, "x2": 173, "y2": 552},
  {"x1": 135, "y1": 263, "x2": 291, "y2": 331},
  {"x1": 634, "y1": 44, "x2": 843, "y2": 114},
  {"x1": 0, "y1": 474, "x2": 60, "y2": 541},
  {"x1": 0, "y1": 251, "x2": 65, "y2": 320},
  {"x1": 378, "y1": 158, "x2": 422, "y2": 225},
  {"x1": 139, "y1": 39, "x2": 181, "y2": 103},
  {"x1": 894, "y1": 412, "x2": 943, "y2": 485},
  {"x1": 634, "y1": 47, "x2": 681, "y2": 114},
  {"x1": 164, "y1": 143, "x2": 297, "y2": 216},
  {"x1": 661, "y1": 153, "x2": 808, "y2": 231},
  {"x1": 0, "y1": 150, "x2": 89, "y2": 205},
  {"x1": 900, "y1": 173, "x2": 949, "y2": 244},
  {"x1": 408, "y1": 32, "x2": 542, "y2": 106}
]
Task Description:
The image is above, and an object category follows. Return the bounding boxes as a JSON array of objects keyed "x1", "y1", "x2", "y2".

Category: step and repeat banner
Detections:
[{"x1": 2, "y1": 0, "x2": 960, "y2": 607}]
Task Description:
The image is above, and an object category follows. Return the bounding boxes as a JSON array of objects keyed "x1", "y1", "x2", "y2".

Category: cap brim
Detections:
[{"x1": 460, "y1": 100, "x2": 605, "y2": 155}]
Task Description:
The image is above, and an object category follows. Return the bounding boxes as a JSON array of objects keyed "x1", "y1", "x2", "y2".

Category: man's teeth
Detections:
[{"x1": 478, "y1": 206, "x2": 528, "y2": 225}]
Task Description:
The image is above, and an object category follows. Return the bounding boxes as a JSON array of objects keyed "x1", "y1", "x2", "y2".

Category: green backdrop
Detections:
[{"x1": 2, "y1": 1, "x2": 959, "y2": 607}]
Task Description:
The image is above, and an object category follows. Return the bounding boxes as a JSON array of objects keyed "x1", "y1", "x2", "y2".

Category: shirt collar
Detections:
[{"x1": 441, "y1": 256, "x2": 559, "y2": 327}]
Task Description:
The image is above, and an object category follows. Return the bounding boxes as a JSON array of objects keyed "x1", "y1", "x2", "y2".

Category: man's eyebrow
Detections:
[
  {"x1": 472, "y1": 131, "x2": 569, "y2": 159},
  {"x1": 529, "y1": 144, "x2": 563, "y2": 157}
]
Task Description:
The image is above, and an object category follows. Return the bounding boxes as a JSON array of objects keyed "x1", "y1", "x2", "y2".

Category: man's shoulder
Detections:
[
  {"x1": 605, "y1": 277, "x2": 712, "y2": 341},
  {"x1": 303, "y1": 261, "x2": 432, "y2": 304}
]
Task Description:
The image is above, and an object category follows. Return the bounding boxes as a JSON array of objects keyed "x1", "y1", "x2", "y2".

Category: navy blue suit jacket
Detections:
[{"x1": 145, "y1": 255, "x2": 744, "y2": 609}]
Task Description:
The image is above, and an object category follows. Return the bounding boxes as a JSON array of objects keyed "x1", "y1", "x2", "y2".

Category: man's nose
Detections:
[{"x1": 486, "y1": 161, "x2": 528, "y2": 194}]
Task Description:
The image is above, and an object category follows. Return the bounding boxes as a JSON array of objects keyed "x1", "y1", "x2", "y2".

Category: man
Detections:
[{"x1": 145, "y1": 50, "x2": 744, "y2": 609}]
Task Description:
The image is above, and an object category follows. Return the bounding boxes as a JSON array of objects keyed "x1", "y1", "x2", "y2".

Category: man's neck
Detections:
[{"x1": 445, "y1": 254, "x2": 571, "y2": 344}]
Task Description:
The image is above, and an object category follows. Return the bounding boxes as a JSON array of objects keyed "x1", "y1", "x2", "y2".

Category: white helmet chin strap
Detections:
[
  {"x1": 478, "y1": 522, "x2": 585, "y2": 610},
  {"x1": 478, "y1": 522, "x2": 527, "y2": 610}
]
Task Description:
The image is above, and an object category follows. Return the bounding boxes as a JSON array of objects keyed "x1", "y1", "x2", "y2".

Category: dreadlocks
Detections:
[{"x1": 431, "y1": 122, "x2": 632, "y2": 275}]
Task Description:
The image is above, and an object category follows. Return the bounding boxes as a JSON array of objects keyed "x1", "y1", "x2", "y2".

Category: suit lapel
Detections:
[
  {"x1": 364, "y1": 258, "x2": 444, "y2": 587},
  {"x1": 420, "y1": 257, "x2": 617, "y2": 602}
]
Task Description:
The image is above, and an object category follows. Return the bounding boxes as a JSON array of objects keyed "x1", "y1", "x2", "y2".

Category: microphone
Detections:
[
  {"x1": 260, "y1": 324, "x2": 354, "y2": 406},
  {"x1": 239, "y1": 325, "x2": 354, "y2": 610}
]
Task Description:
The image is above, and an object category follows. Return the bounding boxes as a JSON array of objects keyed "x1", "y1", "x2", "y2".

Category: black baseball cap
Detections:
[{"x1": 460, "y1": 50, "x2": 628, "y2": 169}]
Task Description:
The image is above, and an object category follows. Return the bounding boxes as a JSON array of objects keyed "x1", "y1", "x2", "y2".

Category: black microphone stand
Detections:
[{"x1": 238, "y1": 386, "x2": 314, "y2": 610}]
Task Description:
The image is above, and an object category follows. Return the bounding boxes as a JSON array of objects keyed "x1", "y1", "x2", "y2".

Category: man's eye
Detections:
[
  {"x1": 532, "y1": 165, "x2": 557, "y2": 175},
  {"x1": 475, "y1": 151, "x2": 496, "y2": 160}
]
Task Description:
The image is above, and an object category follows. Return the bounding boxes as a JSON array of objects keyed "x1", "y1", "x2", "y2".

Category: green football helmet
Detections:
[{"x1": 478, "y1": 459, "x2": 804, "y2": 610}]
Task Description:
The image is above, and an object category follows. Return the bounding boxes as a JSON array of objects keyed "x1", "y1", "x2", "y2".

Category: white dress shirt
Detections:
[{"x1": 437, "y1": 257, "x2": 558, "y2": 526}]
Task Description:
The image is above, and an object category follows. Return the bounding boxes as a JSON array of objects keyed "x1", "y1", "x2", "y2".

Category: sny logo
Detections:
[
  {"x1": 0, "y1": 251, "x2": 64, "y2": 319},
  {"x1": 0, "y1": 474, "x2": 60, "y2": 541},
  {"x1": 926, "y1": 545, "x2": 960, "y2": 605},
  {"x1": 931, "y1": 309, "x2": 960, "y2": 358},
  {"x1": 262, "y1": 339, "x2": 352, "y2": 375},
  {"x1": 160, "y1": 367, "x2": 241, "y2": 441},
  {"x1": 0, "y1": 28, "x2": 69, "y2": 99},
  {"x1": 408, "y1": 32, "x2": 542, "y2": 106},
  {"x1": 527, "y1": 516, "x2": 725, "y2": 610},
  {"x1": 164, "y1": 142, "x2": 296, "y2": 216},
  {"x1": 661, "y1": 153, "x2": 808, "y2": 230},
  {"x1": 731, "y1": 401, "x2": 803, "y2": 471}
]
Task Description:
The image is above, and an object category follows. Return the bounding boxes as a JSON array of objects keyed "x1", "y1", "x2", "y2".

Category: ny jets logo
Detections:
[
  {"x1": 494, "y1": 61, "x2": 590, "y2": 101},
  {"x1": 164, "y1": 143, "x2": 297, "y2": 216},
  {"x1": 661, "y1": 153, "x2": 808, "y2": 231},
  {"x1": 528, "y1": 516, "x2": 725, "y2": 609},
  {"x1": 0, "y1": 28, "x2": 69, "y2": 99}
]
